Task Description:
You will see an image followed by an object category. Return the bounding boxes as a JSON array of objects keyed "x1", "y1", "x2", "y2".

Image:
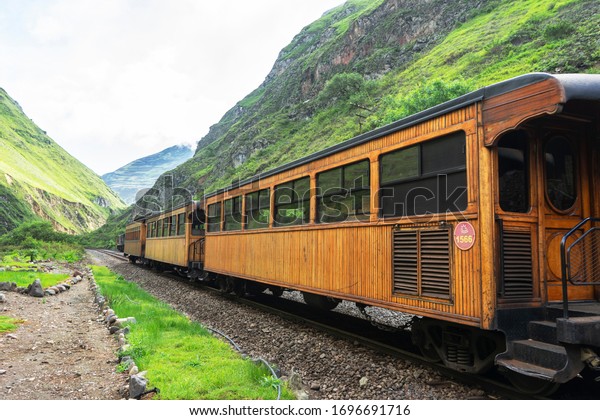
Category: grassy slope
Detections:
[
  {"x1": 0, "y1": 88, "x2": 126, "y2": 234},
  {"x1": 92, "y1": 266, "x2": 293, "y2": 399}
]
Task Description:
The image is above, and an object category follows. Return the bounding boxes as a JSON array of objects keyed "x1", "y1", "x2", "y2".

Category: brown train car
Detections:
[
  {"x1": 200, "y1": 73, "x2": 600, "y2": 394},
  {"x1": 123, "y1": 221, "x2": 145, "y2": 262},
  {"x1": 144, "y1": 201, "x2": 205, "y2": 275}
]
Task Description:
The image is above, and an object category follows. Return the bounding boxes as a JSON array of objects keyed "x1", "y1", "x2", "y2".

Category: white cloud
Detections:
[{"x1": 0, "y1": 0, "x2": 343, "y2": 174}]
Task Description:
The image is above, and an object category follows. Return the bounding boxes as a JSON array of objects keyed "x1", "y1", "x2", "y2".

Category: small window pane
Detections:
[
  {"x1": 498, "y1": 131, "x2": 529, "y2": 213},
  {"x1": 343, "y1": 160, "x2": 369, "y2": 190},
  {"x1": 421, "y1": 133, "x2": 466, "y2": 175},
  {"x1": 295, "y1": 177, "x2": 310, "y2": 200},
  {"x1": 380, "y1": 146, "x2": 419, "y2": 185},
  {"x1": 207, "y1": 203, "x2": 221, "y2": 232},
  {"x1": 317, "y1": 168, "x2": 342, "y2": 195},
  {"x1": 545, "y1": 136, "x2": 577, "y2": 211},
  {"x1": 275, "y1": 182, "x2": 293, "y2": 204},
  {"x1": 178, "y1": 213, "x2": 186, "y2": 236}
]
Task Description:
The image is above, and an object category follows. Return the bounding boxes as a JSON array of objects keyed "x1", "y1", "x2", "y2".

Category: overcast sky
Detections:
[{"x1": 0, "y1": 0, "x2": 343, "y2": 175}]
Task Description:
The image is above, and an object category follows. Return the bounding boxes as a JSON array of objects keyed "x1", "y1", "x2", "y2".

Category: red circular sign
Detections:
[{"x1": 454, "y1": 222, "x2": 476, "y2": 251}]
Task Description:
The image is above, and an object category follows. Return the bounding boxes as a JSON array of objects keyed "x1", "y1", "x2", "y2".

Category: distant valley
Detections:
[{"x1": 101, "y1": 145, "x2": 194, "y2": 205}]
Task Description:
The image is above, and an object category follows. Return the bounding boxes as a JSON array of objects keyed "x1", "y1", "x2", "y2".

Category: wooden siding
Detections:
[
  {"x1": 205, "y1": 220, "x2": 482, "y2": 325},
  {"x1": 146, "y1": 237, "x2": 188, "y2": 267}
]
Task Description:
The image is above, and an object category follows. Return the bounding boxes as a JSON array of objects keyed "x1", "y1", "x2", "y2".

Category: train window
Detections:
[
  {"x1": 380, "y1": 132, "x2": 467, "y2": 218},
  {"x1": 191, "y1": 208, "x2": 205, "y2": 236},
  {"x1": 170, "y1": 215, "x2": 177, "y2": 236},
  {"x1": 545, "y1": 136, "x2": 577, "y2": 211},
  {"x1": 498, "y1": 131, "x2": 529, "y2": 213},
  {"x1": 162, "y1": 218, "x2": 170, "y2": 237},
  {"x1": 207, "y1": 202, "x2": 221, "y2": 233},
  {"x1": 156, "y1": 219, "x2": 163, "y2": 238},
  {"x1": 317, "y1": 160, "x2": 370, "y2": 223},
  {"x1": 149, "y1": 222, "x2": 156, "y2": 238},
  {"x1": 178, "y1": 213, "x2": 186, "y2": 236},
  {"x1": 246, "y1": 188, "x2": 270, "y2": 230},
  {"x1": 224, "y1": 196, "x2": 242, "y2": 231},
  {"x1": 274, "y1": 177, "x2": 310, "y2": 227}
]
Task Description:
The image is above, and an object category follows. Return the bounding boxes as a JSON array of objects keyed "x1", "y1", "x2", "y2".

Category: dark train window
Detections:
[
  {"x1": 162, "y1": 217, "x2": 170, "y2": 237},
  {"x1": 224, "y1": 196, "x2": 242, "y2": 231},
  {"x1": 177, "y1": 213, "x2": 186, "y2": 236},
  {"x1": 498, "y1": 131, "x2": 529, "y2": 213},
  {"x1": 169, "y1": 215, "x2": 177, "y2": 236},
  {"x1": 246, "y1": 188, "x2": 270, "y2": 230},
  {"x1": 545, "y1": 136, "x2": 577, "y2": 211},
  {"x1": 191, "y1": 208, "x2": 205, "y2": 236},
  {"x1": 317, "y1": 160, "x2": 370, "y2": 223},
  {"x1": 380, "y1": 131, "x2": 467, "y2": 218},
  {"x1": 207, "y1": 202, "x2": 221, "y2": 233},
  {"x1": 274, "y1": 177, "x2": 310, "y2": 227},
  {"x1": 156, "y1": 220, "x2": 163, "y2": 238}
]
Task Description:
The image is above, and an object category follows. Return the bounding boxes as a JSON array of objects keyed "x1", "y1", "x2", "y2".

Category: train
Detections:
[{"x1": 123, "y1": 73, "x2": 600, "y2": 395}]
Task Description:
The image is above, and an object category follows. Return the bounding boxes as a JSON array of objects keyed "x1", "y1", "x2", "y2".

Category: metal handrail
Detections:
[{"x1": 560, "y1": 217, "x2": 600, "y2": 319}]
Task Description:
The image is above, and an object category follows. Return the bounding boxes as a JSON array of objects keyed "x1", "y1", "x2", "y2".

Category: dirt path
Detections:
[{"x1": 0, "y1": 270, "x2": 126, "y2": 400}]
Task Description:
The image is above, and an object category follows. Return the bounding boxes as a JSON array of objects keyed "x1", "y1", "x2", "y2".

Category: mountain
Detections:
[
  {"x1": 137, "y1": 0, "x2": 598, "y2": 210},
  {"x1": 102, "y1": 145, "x2": 194, "y2": 204},
  {"x1": 0, "y1": 88, "x2": 126, "y2": 235}
]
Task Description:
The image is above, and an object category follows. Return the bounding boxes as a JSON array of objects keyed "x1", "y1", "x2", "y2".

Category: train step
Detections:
[
  {"x1": 527, "y1": 320, "x2": 558, "y2": 344},
  {"x1": 511, "y1": 339, "x2": 567, "y2": 370}
]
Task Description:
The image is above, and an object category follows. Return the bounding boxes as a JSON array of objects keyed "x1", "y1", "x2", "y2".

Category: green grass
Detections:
[
  {"x1": 91, "y1": 266, "x2": 294, "y2": 400},
  {"x1": 0, "y1": 316, "x2": 24, "y2": 334},
  {"x1": 0, "y1": 271, "x2": 69, "y2": 288}
]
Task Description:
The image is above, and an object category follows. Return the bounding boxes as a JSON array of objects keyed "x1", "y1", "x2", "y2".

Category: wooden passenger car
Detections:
[
  {"x1": 202, "y1": 73, "x2": 600, "y2": 391},
  {"x1": 123, "y1": 221, "x2": 144, "y2": 262},
  {"x1": 144, "y1": 201, "x2": 205, "y2": 273}
]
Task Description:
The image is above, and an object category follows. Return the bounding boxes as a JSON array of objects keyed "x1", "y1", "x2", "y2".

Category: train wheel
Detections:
[
  {"x1": 502, "y1": 370, "x2": 560, "y2": 396},
  {"x1": 302, "y1": 292, "x2": 340, "y2": 310}
]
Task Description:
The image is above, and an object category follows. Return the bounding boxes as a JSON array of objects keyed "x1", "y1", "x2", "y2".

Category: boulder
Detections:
[
  {"x1": 28, "y1": 279, "x2": 44, "y2": 298},
  {"x1": 129, "y1": 374, "x2": 148, "y2": 399},
  {"x1": 0, "y1": 293, "x2": 6, "y2": 303}
]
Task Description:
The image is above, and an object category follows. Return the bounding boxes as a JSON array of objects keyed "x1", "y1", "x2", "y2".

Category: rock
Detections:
[
  {"x1": 129, "y1": 365, "x2": 139, "y2": 375},
  {"x1": 0, "y1": 293, "x2": 5, "y2": 303},
  {"x1": 129, "y1": 374, "x2": 148, "y2": 399},
  {"x1": 310, "y1": 382, "x2": 321, "y2": 391},
  {"x1": 359, "y1": 377, "x2": 369, "y2": 387},
  {"x1": 0, "y1": 282, "x2": 16, "y2": 291},
  {"x1": 109, "y1": 326, "x2": 120, "y2": 334},
  {"x1": 296, "y1": 390, "x2": 310, "y2": 400},
  {"x1": 6, "y1": 334, "x2": 17, "y2": 340},
  {"x1": 61, "y1": 283, "x2": 71, "y2": 290},
  {"x1": 44, "y1": 289, "x2": 56, "y2": 296},
  {"x1": 28, "y1": 279, "x2": 44, "y2": 298},
  {"x1": 73, "y1": 270, "x2": 83, "y2": 278},
  {"x1": 56, "y1": 285, "x2": 66, "y2": 292},
  {"x1": 0, "y1": 370, "x2": 6, "y2": 375}
]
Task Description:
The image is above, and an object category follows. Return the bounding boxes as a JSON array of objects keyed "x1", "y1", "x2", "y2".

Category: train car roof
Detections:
[{"x1": 202, "y1": 72, "x2": 600, "y2": 199}]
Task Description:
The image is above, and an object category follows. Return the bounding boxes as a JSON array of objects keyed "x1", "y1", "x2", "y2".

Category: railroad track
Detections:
[
  {"x1": 92, "y1": 250, "x2": 599, "y2": 399},
  {"x1": 91, "y1": 248, "x2": 130, "y2": 262}
]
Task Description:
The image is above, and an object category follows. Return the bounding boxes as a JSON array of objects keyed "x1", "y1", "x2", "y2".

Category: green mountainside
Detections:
[
  {"x1": 0, "y1": 88, "x2": 126, "y2": 235},
  {"x1": 139, "y1": 0, "x2": 597, "y2": 210},
  {"x1": 102, "y1": 145, "x2": 194, "y2": 204}
]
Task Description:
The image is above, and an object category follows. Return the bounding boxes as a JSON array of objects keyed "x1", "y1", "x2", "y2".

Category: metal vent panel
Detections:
[
  {"x1": 501, "y1": 229, "x2": 534, "y2": 298},
  {"x1": 393, "y1": 228, "x2": 451, "y2": 298}
]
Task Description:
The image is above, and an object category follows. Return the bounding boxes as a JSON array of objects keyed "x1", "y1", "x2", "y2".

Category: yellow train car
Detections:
[
  {"x1": 144, "y1": 202, "x2": 205, "y2": 276},
  {"x1": 201, "y1": 73, "x2": 600, "y2": 393},
  {"x1": 123, "y1": 221, "x2": 144, "y2": 262}
]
